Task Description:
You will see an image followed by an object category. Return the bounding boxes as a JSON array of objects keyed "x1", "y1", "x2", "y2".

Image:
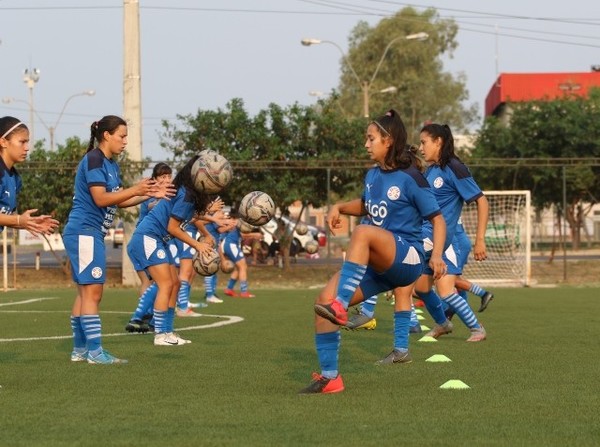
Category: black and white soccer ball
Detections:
[
  {"x1": 220, "y1": 258, "x2": 235, "y2": 274},
  {"x1": 305, "y1": 240, "x2": 319, "y2": 254},
  {"x1": 190, "y1": 149, "x2": 233, "y2": 194},
  {"x1": 238, "y1": 191, "x2": 275, "y2": 226},
  {"x1": 192, "y1": 248, "x2": 221, "y2": 276}
]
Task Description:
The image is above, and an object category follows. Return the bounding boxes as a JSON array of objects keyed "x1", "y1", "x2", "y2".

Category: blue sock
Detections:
[
  {"x1": 240, "y1": 280, "x2": 249, "y2": 293},
  {"x1": 443, "y1": 292, "x2": 481, "y2": 329},
  {"x1": 409, "y1": 304, "x2": 420, "y2": 327},
  {"x1": 177, "y1": 280, "x2": 191, "y2": 310},
  {"x1": 469, "y1": 283, "x2": 487, "y2": 298},
  {"x1": 416, "y1": 289, "x2": 447, "y2": 325},
  {"x1": 361, "y1": 295, "x2": 378, "y2": 318},
  {"x1": 336, "y1": 261, "x2": 367, "y2": 309},
  {"x1": 153, "y1": 309, "x2": 167, "y2": 334},
  {"x1": 132, "y1": 283, "x2": 158, "y2": 321},
  {"x1": 204, "y1": 275, "x2": 215, "y2": 297},
  {"x1": 393, "y1": 311, "x2": 411, "y2": 351},
  {"x1": 70, "y1": 316, "x2": 86, "y2": 351},
  {"x1": 81, "y1": 314, "x2": 102, "y2": 356},
  {"x1": 315, "y1": 331, "x2": 340, "y2": 379},
  {"x1": 227, "y1": 278, "x2": 236, "y2": 290},
  {"x1": 167, "y1": 307, "x2": 175, "y2": 332},
  {"x1": 458, "y1": 289, "x2": 469, "y2": 304}
]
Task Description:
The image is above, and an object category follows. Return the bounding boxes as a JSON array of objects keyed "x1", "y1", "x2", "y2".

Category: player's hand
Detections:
[
  {"x1": 429, "y1": 254, "x2": 447, "y2": 280},
  {"x1": 473, "y1": 241, "x2": 487, "y2": 261},
  {"x1": 195, "y1": 241, "x2": 213, "y2": 255},
  {"x1": 19, "y1": 210, "x2": 60, "y2": 236},
  {"x1": 203, "y1": 235, "x2": 216, "y2": 248},
  {"x1": 207, "y1": 196, "x2": 224, "y2": 214},
  {"x1": 326, "y1": 205, "x2": 342, "y2": 236}
]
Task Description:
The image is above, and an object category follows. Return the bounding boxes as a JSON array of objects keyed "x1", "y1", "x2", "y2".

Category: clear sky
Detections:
[{"x1": 1, "y1": 0, "x2": 599, "y2": 160}]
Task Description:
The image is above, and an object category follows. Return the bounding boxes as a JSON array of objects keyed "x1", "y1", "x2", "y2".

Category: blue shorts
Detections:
[
  {"x1": 359, "y1": 238, "x2": 424, "y2": 298},
  {"x1": 63, "y1": 230, "x2": 107, "y2": 285},
  {"x1": 127, "y1": 233, "x2": 176, "y2": 272},
  {"x1": 422, "y1": 236, "x2": 462, "y2": 276},
  {"x1": 169, "y1": 230, "x2": 197, "y2": 267},
  {"x1": 222, "y1": 240, "x2": 244, "y2": 263},
  {"x1": 454, "y1": 231, "x2": 472, "y2": 270}
]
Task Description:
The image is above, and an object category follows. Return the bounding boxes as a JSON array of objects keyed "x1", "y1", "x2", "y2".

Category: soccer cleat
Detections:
[
  {"x1": 466, "y1": 326, "x2": 487, "y2": 342},
  {"x1": 478, "y1": 292, "x2": 494, "y2": 312},
  {"x1": 70, "y1": 350, "x2": 88, "y2": 362},
  {"x1": 87, "y1": 350, "x2": 128, "y2": 365},
  {"x1": 413, "y1": 299, "x2": 425, "y2": 308},
  {"x1": 176, "y1": 307, "x2": 202, "y2": 318},
  {"x1": 425, "y1": 320, "x2": 454, "y2": 339},
  {"x1": 376, "y1": 349, "x2": 412, "y2": 365},
  {"x1": 189, "y1": 301, "x2": 208, "y2": 309},
  {"x1": 238, "y1": 292, "x2": 255, "y2": 298},
  {"x1": 125, "y1": 319, "x2": 149, "y2": 333},
  {"x1": 344, "y1": 314, "x2": 376, "y2": 330},
  {"x1": 409, "y1": 324, "x2": 422, "y2": 334},
  {"x1": 224, "y1": 289, "x2": 237, "y2": 297},
  {"x1": 206, "y1": 296, "x2": 224, "y2": 304},
  {"x1": 314, "y1": 300, "x2": 348, "y2": 326},
  {"x1": 171, "y1": 332, "x2": 192, "y2": 344},
  {"x1": 154, "y1": 332, "x2": 186, "y2": 346},
  {"x1": 298, "y1": 373, "x2": 344, "y2": 394}
]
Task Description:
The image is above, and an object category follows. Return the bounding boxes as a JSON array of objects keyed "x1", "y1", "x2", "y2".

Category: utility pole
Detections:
[{"x1": 122, "y1": 0, "x2": 142, "y2": 286}]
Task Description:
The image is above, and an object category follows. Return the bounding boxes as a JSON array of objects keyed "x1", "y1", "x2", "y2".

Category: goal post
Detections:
[{"x1": 460, "y1": 190, "x2": 531, "y2": 286}]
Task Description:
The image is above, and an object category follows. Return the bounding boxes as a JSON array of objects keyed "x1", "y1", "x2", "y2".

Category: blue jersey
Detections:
[
  {"x1": 362, "y1": 166, "x2": 440, "y2": 245},
  {"x1": 422, "y1": 158, "x2": 483, "y2": 247},
  {"x1": 64, "y1": 148, "x2": 121, "y2": 236},
  {"x1": 0, "y1": 157, "x2": 21, "y2": 232},
  {"x1": 133, "y1": 186, "x2": 197, "y2": 241},
  {"x1": 137, "y1": 197, "x2": 161, "y2": 226}
]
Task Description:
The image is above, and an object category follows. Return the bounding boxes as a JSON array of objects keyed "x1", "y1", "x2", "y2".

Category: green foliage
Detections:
[{"x1": 338, "y1": 7, "x2": 477, "y2": 136}]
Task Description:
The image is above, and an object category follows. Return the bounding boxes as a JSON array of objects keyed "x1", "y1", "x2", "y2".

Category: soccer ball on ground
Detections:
[
  {"x1": 238, "y1": 191, "x2": 275, "y2": 226},
  {"x1": 190, "y1": 150, "x2": 233, "y2": 194},
  {"x1": 192, "y1": 248, "x2": 221, "y2": 276},
  {"x1": 220, "y1": 258, "x2": 235, "y2": 274},
  {"x1": 305, "y1": 240, "x2": 319, "y2": 254},
  {"x1": 295, "y1": 222, "x2": 308, "y2": 235}
]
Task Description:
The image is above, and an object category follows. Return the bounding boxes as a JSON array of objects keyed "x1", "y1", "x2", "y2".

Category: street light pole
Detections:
[
  {"x1": 23, "y1": 68, "x2": 40, "y2": 143},
  {"x1": 48, "y1": 90, "x2": 95, "y2": 150},
  {"x1": 301, "y1": 32, "x2": 428, "y2": 118}
]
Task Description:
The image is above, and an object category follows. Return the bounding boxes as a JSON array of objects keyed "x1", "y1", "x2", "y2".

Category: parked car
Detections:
[{"x1": 112, "y1": 221, "x2": 124, "y2": 248}]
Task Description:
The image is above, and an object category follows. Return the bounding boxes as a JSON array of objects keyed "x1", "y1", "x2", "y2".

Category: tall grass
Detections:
[{"x1": 0, "y1": 287, "x2": 598, "y2": 446}]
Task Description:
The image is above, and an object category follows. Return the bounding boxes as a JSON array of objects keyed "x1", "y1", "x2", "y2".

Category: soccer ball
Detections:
[
  {"x1": 220, "y1": 258, "x2": 235, "y2": 274},
  {"x1": 295, "y1": 222, "x2": 308, "y2": 235},
  {"x1": 190, "y1": 150, "x2": 233, "y2": 194},
  {"x1": 192, "y1": 248, "x2": 221, "y2": 276},
  {"x1": 238, "y1": 191, "x2": 275, "y2": 226},
  {"x1": 305, "y1": 240, "x2": 319, "y2": 254}
]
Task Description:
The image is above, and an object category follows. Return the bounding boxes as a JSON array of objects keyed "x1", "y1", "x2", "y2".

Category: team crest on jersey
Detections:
[
  {"x1": 387, "y1": 186, "x2": 401, "y2": 200},
  {"x1": 433, "y1": 177, "x2": 444, "y2": 188},
  {"x1": 157, "y1": 249, "x2": 166, "y2": 259},
  {"x1": 91, "y1": 267, "x2": 103, "y2": 279}
]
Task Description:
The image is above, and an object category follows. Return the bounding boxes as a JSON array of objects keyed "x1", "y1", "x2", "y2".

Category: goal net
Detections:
[{"x1": 460, "y1": 190, "x2": 531, "y2": 286}]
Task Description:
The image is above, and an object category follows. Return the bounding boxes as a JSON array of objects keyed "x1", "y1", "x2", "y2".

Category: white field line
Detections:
[
  {"x1": 0, "y1": 309, "x2": 244, "y2": 343},
  {"x1": 0, "y1": 297, "x2": 59, "y2": 307}
]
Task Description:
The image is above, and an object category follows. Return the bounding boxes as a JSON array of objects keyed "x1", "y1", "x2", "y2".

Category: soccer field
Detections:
[{"x1": 0, "y1": 286, "x2": 598, "y2": 446}]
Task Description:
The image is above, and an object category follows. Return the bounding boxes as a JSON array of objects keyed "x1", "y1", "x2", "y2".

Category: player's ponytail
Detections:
[{"x1": 87, "y1": 115, "x2": 127, "y2": 152}]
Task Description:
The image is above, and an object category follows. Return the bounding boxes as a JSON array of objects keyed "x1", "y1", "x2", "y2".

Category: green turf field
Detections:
[{"x1": 1, "y1": 286, "x2": 598, "y2": 446}]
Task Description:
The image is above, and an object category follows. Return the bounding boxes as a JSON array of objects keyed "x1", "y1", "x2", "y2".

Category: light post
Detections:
[
  {"x1": 47, "y1": 90, "x2": 95, "y2": 150},
  {"x1": 23, "y1": 68, "x2": 40, "y2": 143},
  {"x1": 2, "y1": 90, "x2": 95, "y2": 150},
  {"x1": 301, "y1": 32, "x2": 428, "y2": 118}
]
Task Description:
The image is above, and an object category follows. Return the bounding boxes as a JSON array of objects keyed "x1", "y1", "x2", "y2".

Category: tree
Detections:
[
  {"x1": 336, "y1": 7, "x2": 478, "y2": 138},
  {"x1": 471, "y1": 90, "x2": 600, "y2": 249}
]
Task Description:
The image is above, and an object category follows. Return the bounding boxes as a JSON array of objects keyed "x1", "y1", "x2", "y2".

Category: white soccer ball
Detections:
[
  {"x1": 190, "y1": 150, "x2": 233, "y2": 194},
  {"x1": 295, "y1": 222, "x2": 308, "y2": 236},
  {"x1": 238, "y1": 191, "x2": 275, "y2": 226},
  {"x1": 192, "y1": 248, "x2": 221, "y2": 276},
  {"x1": 305, "y1": 240, "x2": 319, "y2": 254}
]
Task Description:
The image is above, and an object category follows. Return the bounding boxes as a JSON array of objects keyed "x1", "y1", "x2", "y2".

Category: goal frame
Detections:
[{"x1": 460, "y1": 190, "x2": 531, "y2": 286}]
